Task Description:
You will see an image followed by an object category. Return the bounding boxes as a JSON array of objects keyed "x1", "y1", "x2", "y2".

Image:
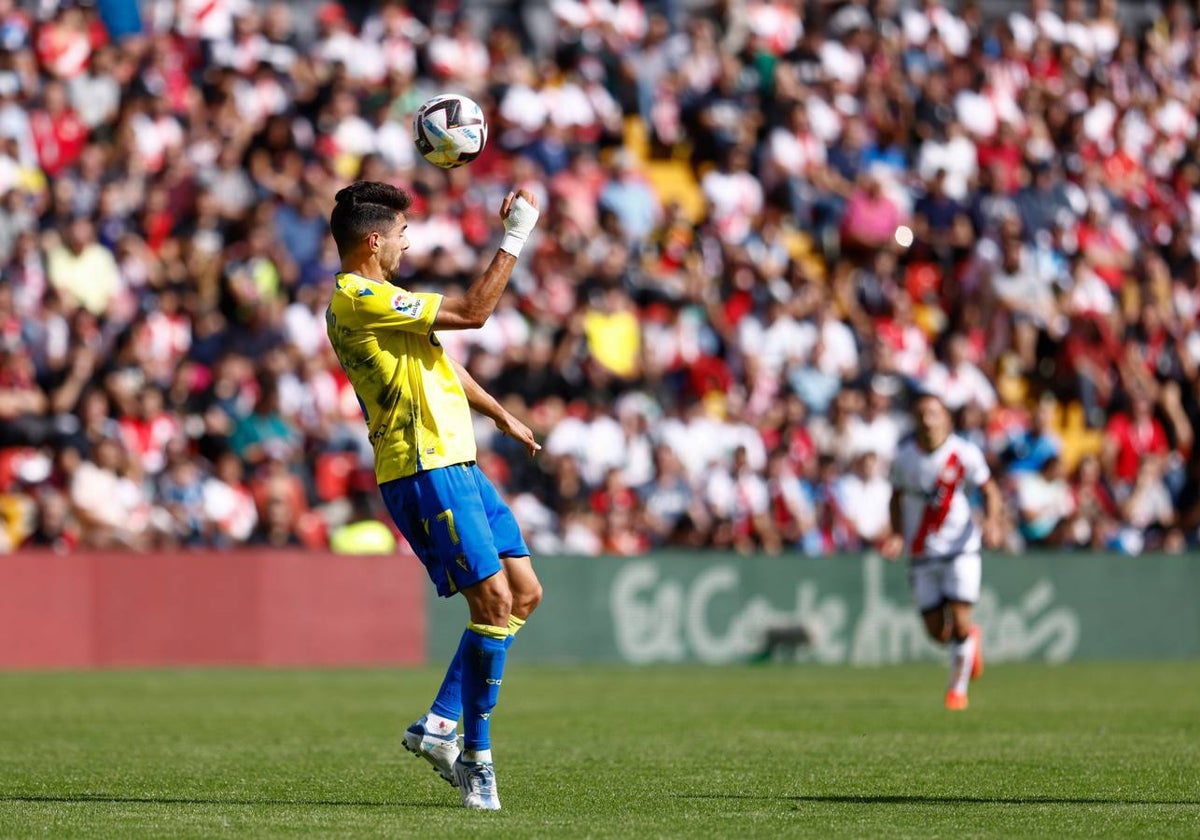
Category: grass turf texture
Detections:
[{"x1": 0, "y1": 662, "x2": 1197, "y2": 839}]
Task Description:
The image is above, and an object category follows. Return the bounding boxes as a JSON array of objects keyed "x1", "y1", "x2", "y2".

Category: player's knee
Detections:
[
  {"x1": 503, "y1": 557, "x2": 542, "y2": 617},
  {"x1": 923, "y1": 613, "x2": 950, "y2": 643},
  {"x1": 515, "y1": 580, "x2": 543, "y2": 617},
  {"x1": 469, "y1": 573, "x2": 513, "y2": 626},
  {"x1": 485, "y1": 588, "x2": 513, "y2": 624}
]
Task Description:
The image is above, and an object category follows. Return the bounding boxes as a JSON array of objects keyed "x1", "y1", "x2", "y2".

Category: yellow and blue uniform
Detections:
[{"x1": 326, "y1": 272, "x2": 528, "y2": 597}]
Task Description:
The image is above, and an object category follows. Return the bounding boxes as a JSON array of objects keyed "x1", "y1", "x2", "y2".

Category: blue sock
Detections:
[
  {"x1": 430, "y1": 630, "x2": 470, "y2": 721},
  {"x1": 430, "y1": 620, "x2": 523, "y2": 722},
  {"x1": 461, "y1": 627, "x2": 507, "y2": 752}
]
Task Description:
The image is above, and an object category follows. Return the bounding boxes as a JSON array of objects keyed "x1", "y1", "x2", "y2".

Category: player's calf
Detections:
[{"x1": 969, "y1": 624, "x2": 984, "y2": 680}]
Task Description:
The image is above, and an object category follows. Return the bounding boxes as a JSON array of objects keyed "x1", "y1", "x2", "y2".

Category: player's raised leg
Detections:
[
  {"x1": 943, "y1": 552, "x2": 983, "y2": 708},
  {"x1": 452, "y1": 569, "x2": 512, "y2": 810},
  {"x1": 403, "y1": 663, "x2": 463, "y2": 785},
  {"x1": 418, "y1": 555, "x2": 541, "y2": 754},
  {"x1": 944, "y1": 600, "x2": 978, "y2": 709},
  {"x1": 920, "y1": 601, "x2": 969, "y2": 710},
  {"x1": 969, "y1": 623, "x2": 984, "y2": 680},
  {"x1": 415, "y1": 466, "x2": 543, "y2": 731}
]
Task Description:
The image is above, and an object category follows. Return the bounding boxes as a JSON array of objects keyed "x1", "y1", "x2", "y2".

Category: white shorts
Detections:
[{"x1": 909, "y1": 554, "x2": 981, "y2": 612}]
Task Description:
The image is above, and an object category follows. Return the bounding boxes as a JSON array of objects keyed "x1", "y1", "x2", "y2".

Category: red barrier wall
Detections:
[{"x1": 0, "y1": 551, "x2": 427, "y2": 670}]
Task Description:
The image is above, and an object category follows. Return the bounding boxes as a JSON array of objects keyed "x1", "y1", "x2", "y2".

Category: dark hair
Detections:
[
  {"x1": 910, "y1": 385, "x2": 946, "y2": 410},
  {"x1": 329, "y1": 181, "x2": 412, "y2": 257}
]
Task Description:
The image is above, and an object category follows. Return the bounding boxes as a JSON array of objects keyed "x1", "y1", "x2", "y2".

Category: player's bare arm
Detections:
[
  {"x1": 980, "y1": 477, "x2": 1005, "y2": 549},
  {"x1": 434, "y1": 190, "x2": 540, "y2": 330},
  {"x1": 449, "y1": 356, "x2": 541, "y2": 458},
  {"x1": 880, "y1": 489, "x2": 905, "y2": 560}
]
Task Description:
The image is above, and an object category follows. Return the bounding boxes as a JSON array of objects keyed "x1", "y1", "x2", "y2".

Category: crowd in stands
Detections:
[{"x1": 1, "y1": 0, "x2": 1199, "y2": 557}]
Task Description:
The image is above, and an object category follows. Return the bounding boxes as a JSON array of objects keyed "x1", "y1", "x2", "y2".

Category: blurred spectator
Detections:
[
  {"x1": 1065, "y1": 454, "x2": 1120, "y2": 550},
  {"x1": 598, "y1": 150, "x2": 660, "y2": 245},
  {"x1": 0, "y1": 348, "x2": 50, "y2": 447},
  {"x1": 642, "y1": 443, "x2": 708, "y2": 548},
  {"x1": 1015, "y1": 455, "x2": 1074, "y2": 547},
  {"x1": 46, "y1": 216, "x2": 121, "y2": 316},
  {"x1": 701, "y1": 145, "x2": 763, "y2": 246},
  {"x1": 854, "y1": 377, "x2": 905, "y2": 463},
  {"x1": 251, "y1": 494, "x2": 305, "y2": 548},
  {"x1": 68, "y1": 436, "x2": 151, "y2": 548},
  {"x1": 203, "y1": 450, "x2": 257, "y2": 545},
  {"x1": 706, "y1": 445, "x2": 779, "y2": 555},
  {"x1": 157, "y1": 438, "x2": 208, "y2": 545},
  {"x1": 1103, "y1": 392, "x2": 1169, "y2": 496},
  {"x1": 923, "y1": 332, "x2": 997, "y2": 413},
  {"x1": 836, "y1": 452, "x2": 891, "y2": 546},
  {"x1": 840, "y1": 172, "x2": 902, "y2": 263},
  {"x1": 1118, "y1": 456, "x2": 1184, "y2": 554},
  {"x1": 229, "y1": 380, "x2": 298, "y2": 466},
  {"x1": 767, "y1": 448, "x2": 813, "y2": 550},
  {"x1": 26, "y1": 487, "x2": 78, "y2": 552},
  {"x1": 30, "y1": 80, "x2": 87, "y2": 176},
  {"x1": 118, "y1": 386, "x2": 179, "y2": 475},
  {"x1": 1001, "y1": 397, "x2": 1063, "y2": 475}
]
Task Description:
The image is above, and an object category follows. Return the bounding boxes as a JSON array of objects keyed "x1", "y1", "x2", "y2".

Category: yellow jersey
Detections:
[{"x1": 325, "y1": 272, "x2": 476, "y2": 482}]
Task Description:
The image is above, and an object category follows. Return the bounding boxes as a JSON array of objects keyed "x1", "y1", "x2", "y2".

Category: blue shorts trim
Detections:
[{"x1": 380, "y1": 462, "x2": 529, "y2": 598}]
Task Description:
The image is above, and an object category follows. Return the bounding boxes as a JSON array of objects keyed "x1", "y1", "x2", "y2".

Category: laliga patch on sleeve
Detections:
[{"x1": 391, "y1": 292, "x2": 426, "y2": 318}]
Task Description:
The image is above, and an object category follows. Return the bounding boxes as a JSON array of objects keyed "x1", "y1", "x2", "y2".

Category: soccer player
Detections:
[
  {"x1": 325, "y1": 181, "x2": 543, "y2": 810},
  {"x1": 880, "y1": 389, "x2": 1004, "y2": 710}
]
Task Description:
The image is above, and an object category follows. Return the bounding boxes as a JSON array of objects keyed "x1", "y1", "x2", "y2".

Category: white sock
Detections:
[
  {"x1": 948, "y1": 635, "x2": 975, "y2": 695},
  {"x1": 462, "y1": 748, "x2": 493, "y2": 764},
  {"x1": 425, "y1": 712, "x2": 457, "y2": 736}
]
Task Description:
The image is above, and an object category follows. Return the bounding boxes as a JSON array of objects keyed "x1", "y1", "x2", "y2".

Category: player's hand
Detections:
[
  {"x1": 496, "y1": 412, "x2": 542, "y2": 458},
  {"x1": 499, "y1": 189, "x2": 540, "y2": 258},
  {"x1": 500, "y1": 188, "x2": 539, "y2": 217},
  {"x1": 983, "y1": 519, "x2": 1005, "y2": 550},
  {"x1": 879, "y1": 534, "x2": 905, "y2": 561}
]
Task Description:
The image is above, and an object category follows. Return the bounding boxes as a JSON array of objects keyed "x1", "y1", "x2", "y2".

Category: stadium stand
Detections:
[{"x1": 1, "y1": 0, "x2": 1197, "y2": 556}]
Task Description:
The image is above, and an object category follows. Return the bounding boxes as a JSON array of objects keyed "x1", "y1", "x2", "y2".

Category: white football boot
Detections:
[
  {"x1": 453, "y1": 757, "x2": 501, "y2": 810},
  {"x1": 402, "y1": 716, "x2": 460, "y2": 785}
]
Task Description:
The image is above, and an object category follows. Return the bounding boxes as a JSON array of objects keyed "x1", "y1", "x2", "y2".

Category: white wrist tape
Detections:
[{"x1": 500, "y1": 195, "x2": 539, "y2": 258}]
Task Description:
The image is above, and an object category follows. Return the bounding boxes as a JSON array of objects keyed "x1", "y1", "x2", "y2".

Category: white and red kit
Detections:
[{"x1": 890, "y1": 434, "x2": 991, "y2": 610}]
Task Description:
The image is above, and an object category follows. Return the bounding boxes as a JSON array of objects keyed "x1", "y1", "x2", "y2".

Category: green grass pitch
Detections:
[{"x1": 0, "y1": 662, "x2": 1197, "y2": 838}]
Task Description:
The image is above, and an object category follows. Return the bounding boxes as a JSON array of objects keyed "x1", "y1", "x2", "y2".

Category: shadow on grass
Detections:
[
  {"x1": 679, "y1": 793, "x2": 1200, "y2": 806},
  {"x1": 0, "y1": 794, "x2": 453, "y2": 809}
]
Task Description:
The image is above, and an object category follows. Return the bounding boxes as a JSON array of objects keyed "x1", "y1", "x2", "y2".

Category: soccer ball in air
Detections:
[{"x1": 412, "y1": 93, "x2": 488, "y2": 169}]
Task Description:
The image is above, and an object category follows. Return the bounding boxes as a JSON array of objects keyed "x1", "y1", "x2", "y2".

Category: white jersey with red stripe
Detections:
[{"x1": 890, "y1": 434, "x2": 991, "y2": 559}]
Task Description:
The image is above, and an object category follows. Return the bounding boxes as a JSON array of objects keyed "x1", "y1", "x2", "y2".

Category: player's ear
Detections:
[{"x1": 366, "y1": 230, "x2": 380, "y2": 253}]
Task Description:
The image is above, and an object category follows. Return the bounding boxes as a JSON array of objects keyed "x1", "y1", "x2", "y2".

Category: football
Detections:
[{"x1": 412, "y1": 93, "x2": 488, "y2": 169}]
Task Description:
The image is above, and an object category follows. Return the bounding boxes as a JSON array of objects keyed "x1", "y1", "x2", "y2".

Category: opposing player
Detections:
[
  {"x1": 880, "y1": 389, "x2": 1004, "y2": 710},
  {"x1": 325, "y1": 181, "x2": 543, "y2": 809}
]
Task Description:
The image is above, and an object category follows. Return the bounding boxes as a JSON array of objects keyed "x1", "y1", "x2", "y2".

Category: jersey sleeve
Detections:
[
  {"x1": 963, "y1": 441, "x2": 991, "y2": 489},
  {"x1": 336, "y1": 281, "x2": 442, "y2": 334}
]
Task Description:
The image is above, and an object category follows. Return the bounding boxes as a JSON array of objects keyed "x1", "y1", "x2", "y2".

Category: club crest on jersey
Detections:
[
  {"x1": 391, "y1": 292, "x2": 425, "y2": 318},
  {"x1": 940, "y1": 460, "x2": 964, "y2": 483}
]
